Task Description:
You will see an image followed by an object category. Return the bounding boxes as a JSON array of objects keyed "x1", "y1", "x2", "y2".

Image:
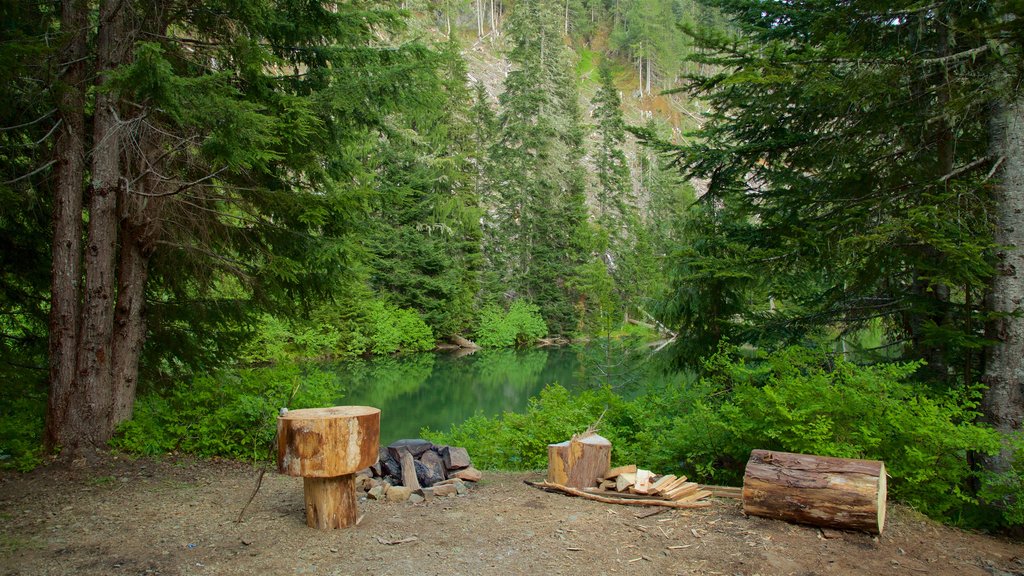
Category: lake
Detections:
[{"x1": 323, "y1": 343, "x2": 661, "y2": 444}]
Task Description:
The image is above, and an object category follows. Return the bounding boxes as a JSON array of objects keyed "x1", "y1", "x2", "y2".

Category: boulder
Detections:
[
  {"x1": 387, "y1": 439, "x2": 434, "y2": 459},
  {"x1": 418, "y1": 450, "x2": 447, "y2": 487},
  {"x1": 441, "y1": 446, "x2": 471, "y2": 470}
]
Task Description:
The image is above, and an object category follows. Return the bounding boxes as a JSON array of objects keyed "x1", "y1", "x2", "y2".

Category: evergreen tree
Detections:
[
  {"x1": 35, "y1": 0, "x2": 437, "y2": 454},
  {"x1": 366, "y1": 37, "x2": 483, "y2": 338},
  {"x1": 650, "y1": 0, "x2": 1022, "y2": 481},
  {"x1": 591, "y1": 61, "x2": 632, "y2": 236},
  {"x1": 489, "y1": 0, "x2": 589, "y2": 334}
]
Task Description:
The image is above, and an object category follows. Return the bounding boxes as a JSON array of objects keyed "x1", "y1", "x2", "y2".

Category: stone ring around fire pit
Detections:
[{"x1": 358, "y1": 439, "x2": 482, "y2": 503}]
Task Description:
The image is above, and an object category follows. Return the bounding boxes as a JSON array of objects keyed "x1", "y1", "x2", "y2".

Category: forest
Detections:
[{"x1": 0, "y1": 0, "x2": 1022, "y2": 531}]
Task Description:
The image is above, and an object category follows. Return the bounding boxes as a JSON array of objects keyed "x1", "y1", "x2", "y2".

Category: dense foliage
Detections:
[{"x1": 427, "y1": 346, "x2": 1005, "y2": 524}]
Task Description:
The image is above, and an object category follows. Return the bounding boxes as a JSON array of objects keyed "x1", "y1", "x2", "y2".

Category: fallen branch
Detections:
[{"x1": 525, "y1": 480, "x2": 711, "y2": 509}]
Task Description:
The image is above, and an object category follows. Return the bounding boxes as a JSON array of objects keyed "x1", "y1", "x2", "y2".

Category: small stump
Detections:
[{"x1": 277, "y1": 406, "x2": 380, "y2": 529}]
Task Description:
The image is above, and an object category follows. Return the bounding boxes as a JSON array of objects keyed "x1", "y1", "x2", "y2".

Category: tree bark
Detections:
[
  {"x1": 742, "y1": 450, "x2": 887, "y2": 534},
  {"x1": 71, "y1": 0, "x2": 129, "y2": 451},
  {"x1": 109, "y1": 123, "x2": 166, "y2": 426},
  {"x1": 982, "y1": 92, "x2": 1024, "y2": 475},
  {"x1": 546, "y1": 432, "x2": 611, "y2": 488},
  {"x1": 45, "y1": 0, "x2": 89, "y2": 450}
]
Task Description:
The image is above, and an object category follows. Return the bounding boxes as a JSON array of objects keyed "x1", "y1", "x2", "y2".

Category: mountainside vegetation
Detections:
[{"x1": 1, "y1": 0, "x2": 1021, "y2": 531}]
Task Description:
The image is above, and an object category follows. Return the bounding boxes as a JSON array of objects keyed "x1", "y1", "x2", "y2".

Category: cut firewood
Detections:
[
  {"x1": 665, "y1": 483, "x2": 700, "y2": 500},
  {"x1": 742, "y1": 449, "x2": 887, "y2": 534},
  {"x1": 599, "y1": 479, "x2": 617, "y2": 490},
  {"x1": 659, "y1": 476, "x2": 689, "y2": 494},
  {"x1": 634, "y1": 469, "x2": 652, "y2": 494},
  {"x1": 527, "y1": 481, "x2": 711, "y2": 509},
  {"x1": 615, "y1": 472, "x2": 636, "y2": 492},
  {"x1": 603, "y1": 464, "x2": 637, "y2": 479},
  {"x1": 546, "y1": 432, "x2": 612, "y2": 489},
  {"x1": 674, "y1": 489, "x2": 712, "y2": 503},
  {"x1": 650, "y1": 474, "x2": 677, "y2": 494}
]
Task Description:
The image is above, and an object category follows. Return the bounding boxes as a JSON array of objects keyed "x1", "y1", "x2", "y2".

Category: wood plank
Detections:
[
  {"x1": 659, "y1": 477, "x2": 690, "y2": 495},
  {"x1": 527, "y1": 481, "x2": 712, "y2": 509},
  {"x1": 584, "y1": 488, "x2": 666, "y2": 500},
  {"x1": 664, "y1": 482, "x2": 699, "y2": 500},
  {"x1": 698, "y1": 485, "x2": 743, "y2": 499}
]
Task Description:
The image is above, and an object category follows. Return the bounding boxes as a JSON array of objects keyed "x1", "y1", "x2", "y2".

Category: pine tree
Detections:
[
  {"x1": 489, "y1": 0, "x2": 589, "y2": 334},
  {"x1": 365, "y1": 36, "x2": 483, "y2": 338},
  {"x1": 38, "y1": 0, "x2": 438, "y2": 454},
  {"x1": 654, "y1": 0, "x2": 1023, "y2": 480}
]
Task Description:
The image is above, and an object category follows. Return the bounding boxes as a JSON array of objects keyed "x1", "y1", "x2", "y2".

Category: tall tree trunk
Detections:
[
  {"x1": 982, "y1": 92, "x2": 1024, "y2": 475},
  {"x1": 45, "y1": 0, "x2": 89, "y2": 450},
  {"x1": 645, "y1": 55, "x2": 651, "y2": 96},
  {"x1": 71, "y1": 0, "x2": 128, "y2": 450},
  {"x1": 109, "y1": 206, "x2": 156, "y2": 426},
  {"x1": 109, "y1": 142, "x2": 163, "y2": 426}
]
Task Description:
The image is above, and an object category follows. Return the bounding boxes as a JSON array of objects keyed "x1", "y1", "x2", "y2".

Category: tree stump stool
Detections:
[
  {"x1": 546, "y1": 432, "x2": 611, "y2": 489},
  {"x1": 277, "y1": 406, "x2": 380, "y2": 529}
]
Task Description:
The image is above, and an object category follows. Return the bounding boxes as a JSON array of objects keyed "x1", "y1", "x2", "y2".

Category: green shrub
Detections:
[
  {"x1": 242, "y1": 298, "x2": 434, "y2": 362},
  {"x1": 364, "y1": 301, "x2": 435, "y2": 355},
  {"x1": 114, "y1": 362, "x2": 339, "y2": 460},
  {"x1": 475, "y1": 300, "x2": 548, "y2": 348},
  {"x1": 979, "y1": 433, "x2": 1024, "y2": 527},
  {"x1": 0, "y1": 387, "x2": 45, "y2": 471},
  {"x1": 427, "y1": 344, "x2": 1005, "y2": 525},
  {"x1": 424, "y1": 384, "x2": 630, "y2": 470},
  {"x1": 667, "y1": 345, "x2": 1001, "y2": 520}
]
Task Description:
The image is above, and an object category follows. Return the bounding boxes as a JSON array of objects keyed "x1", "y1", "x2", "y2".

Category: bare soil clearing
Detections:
[{"x1": 1, "y1": 455, "x2": 1021, "y2": 576}]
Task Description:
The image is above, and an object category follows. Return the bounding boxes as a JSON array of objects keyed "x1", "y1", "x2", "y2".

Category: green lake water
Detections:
[{"x1": 321, "y1": 345, "x2": 658, "y2": 444}]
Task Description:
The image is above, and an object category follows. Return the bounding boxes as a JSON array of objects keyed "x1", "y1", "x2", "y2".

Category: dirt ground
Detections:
[{"x1": 1, "y1": 454, "x2": 1021, "y2": 576}]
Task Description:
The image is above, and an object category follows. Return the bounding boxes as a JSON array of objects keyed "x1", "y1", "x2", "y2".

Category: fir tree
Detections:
[{"x1": 490, "y1": 0, "x2": 589, "y2": 334}]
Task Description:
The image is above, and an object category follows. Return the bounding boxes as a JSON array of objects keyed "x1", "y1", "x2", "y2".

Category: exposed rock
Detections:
[
  {"x1": 418, "y1": 450, "x2": 447, "y2": 487},
  {"x1": 451, "y1": 466, "x2": 482, "y2": 482},
  {"x1": 367, "y1": 485, "x2": 386, "y2": 500},
  {"x1": 429, "y1": 484, "x2": 457, "y2": 497},
  {"x1": 387, "y1": 439, "x2": 433, "y2": 459},
  {"x1": 409, "y1": 493, "x2": 425, "y2": 504},
  {"x1": 379, "y1": 448, "x2": 401, "y2": 479},
  {"x1": 399, "y1": 449, "x2": 422, "y2": 491},
  {"x1": 441, "y1": 446, "x2": 471, "y2": 470},
  {"x1": 386, "y1": 486, "x2": 413, "y2": 502},
  {"x1": 453, "y1": 479, "x2": 468, "y2": 496}
]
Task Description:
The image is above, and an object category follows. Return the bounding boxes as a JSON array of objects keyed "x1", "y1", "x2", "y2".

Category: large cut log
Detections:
[
  {"x1": 546, "y1": 432, "x2": 611, "y2": 489},
  {"x1": 742, "y1": 449, "x2": 887, "y2": 534},
  {"x1": 278, "y1": 406, "x2": 380, "y2": 529}
]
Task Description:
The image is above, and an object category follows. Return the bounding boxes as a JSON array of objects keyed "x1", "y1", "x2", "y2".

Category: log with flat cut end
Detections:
[
  {"x1": 546, "y1": 432, "x2": 611, "y2": 489},
  {"x1": 742, "y1": 449, "x2": 887, "y2": 534},
  {"x1": 278, "y1": 406, "x2": 380, "y2": 529}
]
